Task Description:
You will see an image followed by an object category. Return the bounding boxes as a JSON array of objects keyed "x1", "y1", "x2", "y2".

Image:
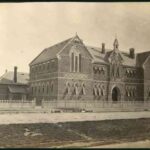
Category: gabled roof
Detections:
[
  {"x1": 30, "y1": 37, "x2": 73, "y2": 65},
  {"x1": 0, "y1": 71, "x2": 29, "y2": 85},
  {"x1": 29, "y1": 35, "x2": 147, "y2": 67},
  {"x1": 86, "y1": 46, "x2": 110, "y2": 64},
  {"x1": 86, "y1": 46, "x2": 137, "y2": 66},
  {"x1": 136, "y1": 51, "x2": 150, "y2": 67}
]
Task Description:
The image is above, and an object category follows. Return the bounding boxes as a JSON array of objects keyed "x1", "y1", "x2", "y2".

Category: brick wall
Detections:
[
  {"x1": 30, "y1": 58, "x2": 58, "y2": 81},
  {"x1": 143, "y1": 56, "x2": 150, "y2": 101},
  {"x1": 30, "y1": 78, "x2": 58, "y2": 100},
  {"x1": 29, "y1": 38, "x2": 149, "y2": 103}
]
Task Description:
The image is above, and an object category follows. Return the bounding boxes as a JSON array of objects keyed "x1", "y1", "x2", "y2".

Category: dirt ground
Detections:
[
  {"x1": 0, "y1": 111, "x2": 150, "y2": 124},
  {"x1": 0, "y1": 118, "x2": 150, "y2": 148},
  {"x1": 92, "y1": 140, "x2": 150, "y2": 148}
]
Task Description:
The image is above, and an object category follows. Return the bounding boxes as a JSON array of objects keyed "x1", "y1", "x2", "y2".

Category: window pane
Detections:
[
  {"x1": 71, "y1": 53, "x2": 74, "y2": 72},
  {"x1": 75, "y1": 56, "x2": 78, "y2": 72},
  {"x1": 79, "y1": 54, "x2": 81, "y2": 72}
]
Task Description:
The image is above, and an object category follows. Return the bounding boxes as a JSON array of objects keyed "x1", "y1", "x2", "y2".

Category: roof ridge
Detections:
[
  {"x1": 137, "y1": 51, "x2": 150, "y2": 55},
  {"x1": 46, "y1": 37, "x2": 73, "y2": 50}
]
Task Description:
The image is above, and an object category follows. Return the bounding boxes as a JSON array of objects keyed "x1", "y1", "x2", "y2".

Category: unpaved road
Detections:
[
  {"x1": 0, "y1": 111, "x2": 149, "y2": 124},
  {"x1": 92, "y1": 140, "x2": 150, "y2": 148}
]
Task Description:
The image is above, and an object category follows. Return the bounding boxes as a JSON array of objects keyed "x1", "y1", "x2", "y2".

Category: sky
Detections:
[{"x1": 0, "y1": 2, "x2": 150, "y2": 75}]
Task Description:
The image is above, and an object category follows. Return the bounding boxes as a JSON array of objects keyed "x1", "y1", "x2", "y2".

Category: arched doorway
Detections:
[{"x1": 112, "y1": 87, "x2": 121, "y2": 101}]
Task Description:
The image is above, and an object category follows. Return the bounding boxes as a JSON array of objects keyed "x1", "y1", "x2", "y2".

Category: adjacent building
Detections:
[
  {"x1": 0, "y1": 67, "x2": 29, "y2": 100},
  {"x1": 29, "y1": 34, "x2": 150, "y2": 105}
]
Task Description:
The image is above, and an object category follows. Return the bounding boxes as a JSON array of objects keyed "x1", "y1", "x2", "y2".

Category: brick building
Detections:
[
  {"x1": 29, "y1": 34, "x2": 150, "y2": 105},
  {"x1": 0, "y1": 67, "x2": 29, "y2": 100}
]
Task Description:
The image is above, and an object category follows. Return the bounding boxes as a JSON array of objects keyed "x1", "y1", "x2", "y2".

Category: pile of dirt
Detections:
[{"x1": 0, "y1": 118, "x2": 150, "y2": 148}]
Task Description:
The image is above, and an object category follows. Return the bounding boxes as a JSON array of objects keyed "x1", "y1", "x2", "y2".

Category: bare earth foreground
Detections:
[
  {"x1": 0, "y1": 112, "x2": 149, "y2": 148},
  {"x1": 92, "y1": 140, "x2": 150, "y2": 148},
  {"x1": 0, "y1": 111, "x2": 150, "y2": 124}
]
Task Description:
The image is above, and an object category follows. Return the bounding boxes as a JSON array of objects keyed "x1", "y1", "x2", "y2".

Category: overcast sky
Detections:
[{"x1": 0, "y1": 2, "x2": 150, "y2": 75}]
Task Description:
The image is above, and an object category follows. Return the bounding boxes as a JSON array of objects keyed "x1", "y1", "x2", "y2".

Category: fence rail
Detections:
[
  {"x1": 0, "y1": 99, "x2": 149, "y2": 112},
  {"x1": 0, "y1": 100, "x2": 35, "y2": 109},
  {"x1": 42, "y1": 100, "x2": 150, "y2": 112}
]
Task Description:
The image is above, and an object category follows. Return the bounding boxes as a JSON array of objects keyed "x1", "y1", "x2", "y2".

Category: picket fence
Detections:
[
  {"x1": 0, "y1": 99, "x2": 149, "y2": 112},
  {"x1": 0, "y1": 100, "x2": 35, "y2": 109},
  {"x1": 41, "y1": 100, "x2": 150, "y2": 112}
]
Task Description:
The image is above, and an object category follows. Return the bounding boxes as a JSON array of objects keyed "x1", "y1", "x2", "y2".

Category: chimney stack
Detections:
[
  {"x1": 14, "y1": 66, "x2": 17, "y2": 83},
  {"x1": 102, "y1": 43, "x2": 105, "y2": 54},
  {"x1": 129, "y1": 48, "x2": 135, "y2": 59}
]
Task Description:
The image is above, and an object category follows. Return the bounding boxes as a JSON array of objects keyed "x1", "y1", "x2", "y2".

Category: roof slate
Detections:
[
  {"x1": 30, "y1": 37, "x2": 73, "y2": 65},
  {"x1": 0, "y1": 72, "x2": 29, "y2": 85},
  {"x1": 86, "y1": 46, "x2": 136, "y2": 66}
]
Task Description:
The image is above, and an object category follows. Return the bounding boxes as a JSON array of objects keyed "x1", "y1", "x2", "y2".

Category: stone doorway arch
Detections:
[{"x1": 112, "y1": 86, "x2": 121, "y2": 101}]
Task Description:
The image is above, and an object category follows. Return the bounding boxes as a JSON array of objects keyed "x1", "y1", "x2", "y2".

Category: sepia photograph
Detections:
[{"x1": 0, "y1": 2, "x2": 150, "y2": 148}]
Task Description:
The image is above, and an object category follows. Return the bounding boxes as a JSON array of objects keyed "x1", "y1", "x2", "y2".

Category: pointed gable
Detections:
[{"x1": 57, "y1": 34, "x2": 93, "y2": 59}]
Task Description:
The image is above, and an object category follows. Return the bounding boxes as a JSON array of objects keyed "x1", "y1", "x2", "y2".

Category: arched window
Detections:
[
  {"x1": 97, "y1": 85, "x2": 101, "y2": 96},
  {"x1": 47, "y1": 83, "x2": 49, "y2": 94},
  {"x1": 71, "y1": 52, "x2": 74, "y2": 72},
  {"x1": 65, "y1": 82, "x2": 71, "y2": 94},
  {"x1": 126, "y1": 87, "x2": 130, "y2": 97},
  {"x1": 75, "y1": 55, "x2": 78, "y2": 72},
  {"x1": 42, "y1": 83, "x2": 45, "y2": 94},
  {"x1": 79, "y1": 54, "x2": 82, "y2": 72},
  {"x1": 81, "y1": 83, "x2": 86, "y2": 95},
  {"x1": 70, "y1": 47, "x2": 81, "y2": 73},
  {"x1": 38, "y1": 85, "x2": 40, "y2": 94},
  {"x1": 51, "y1": 81, "x2": 54, "y2": 92},
  {"x1": 93, "y1": 85, "x2": 98, "y2": 96},
  {"x1": 74, "y1": 83, "x2": 79, "y2": 95},
  {"x1": 101, "y1": 85, "x2": 105, "y2": 96}
]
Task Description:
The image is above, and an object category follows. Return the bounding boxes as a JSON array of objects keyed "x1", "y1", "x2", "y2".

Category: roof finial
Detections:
[
  {"x1": 75, "y1": 32, "x2": 78, "y2": 36},
  {"x1": 115, "y1": 33, "x2": 117, "y2": 39},
  {"x1": 113, "y1": 34, "x2": 119, "y2": 50}
]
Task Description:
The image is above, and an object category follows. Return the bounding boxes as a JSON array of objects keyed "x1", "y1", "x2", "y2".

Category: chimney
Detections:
[
  {"x1": 102, "y1": 43, "x2": 105, "y2": 54},
  {"x1": 14, "y1": 66, "x2": 17, "y2": 83},
  {"x1": 129, "y1": 48, "x2": 135, "y2": 59}
]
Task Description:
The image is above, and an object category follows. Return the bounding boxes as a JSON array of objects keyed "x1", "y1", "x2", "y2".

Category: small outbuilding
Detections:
[{"x1": 0, "y1": 66, "x2": 29, "y2": 100}]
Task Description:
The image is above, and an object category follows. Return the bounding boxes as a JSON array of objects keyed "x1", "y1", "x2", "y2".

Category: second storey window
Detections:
[{"x1": 70, "y1": 47, "x2": 81, "y2": 72}]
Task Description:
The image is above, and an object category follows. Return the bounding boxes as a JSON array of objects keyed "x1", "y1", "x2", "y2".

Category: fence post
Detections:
[
  {"x1": 65, "y1": 99, "x2": 66, "y2": 110},
  {"x1": 9, "y1": 99, "x2": 12, "y2": 108},
  {"x1": 21, "y1": 99, "x2": 23, "y2": 108},
  {"x1": 33, "y1": 98, "x2": 36, "y2": 108}
]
